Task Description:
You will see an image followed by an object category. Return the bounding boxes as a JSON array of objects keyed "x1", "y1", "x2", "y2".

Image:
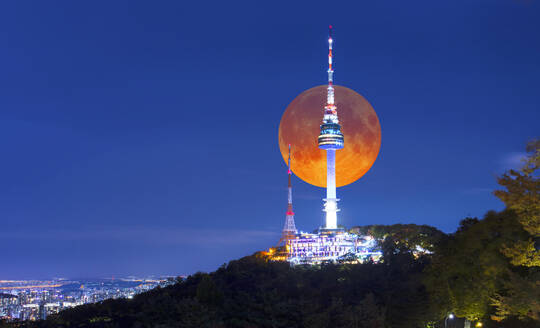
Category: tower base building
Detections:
[{"x1": 285, "y1": 230, "x2": 382, "y2": 265}]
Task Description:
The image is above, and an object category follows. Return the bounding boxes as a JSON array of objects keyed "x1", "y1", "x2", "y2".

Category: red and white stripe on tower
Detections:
[{"x1": 325, "y1": 25, "x2": 337, "y2": 121}]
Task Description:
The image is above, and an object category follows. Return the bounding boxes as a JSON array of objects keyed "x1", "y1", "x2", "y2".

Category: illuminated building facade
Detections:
[{"x1": 287, "y1": 232, "x2": 381, "y2": 265}]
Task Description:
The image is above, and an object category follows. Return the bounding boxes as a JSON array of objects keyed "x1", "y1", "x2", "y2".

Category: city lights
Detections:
[{"x1": 0, "y1": 278, "x2": 175, "y2": 321}]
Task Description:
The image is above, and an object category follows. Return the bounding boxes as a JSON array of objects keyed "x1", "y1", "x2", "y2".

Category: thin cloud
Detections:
[
  {"x1": 462, "y1": 187, "x2": 493, "y2": 195},
  {"x1": 499, "y1": 152, "x2": 527, "y2": 171}
]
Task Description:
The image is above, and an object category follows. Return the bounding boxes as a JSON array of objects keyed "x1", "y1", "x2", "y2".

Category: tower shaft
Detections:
[
  {"x1": 326, "y1": 149, "x2": 336, "y2": 200},
  {"x1": 323, "y1": 150, "x2": 338, "y2": 229}
]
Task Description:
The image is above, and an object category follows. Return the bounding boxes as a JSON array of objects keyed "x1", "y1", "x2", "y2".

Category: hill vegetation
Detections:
[{"x1": 2, "y1": 141, "x2": 538, "y2": 328}]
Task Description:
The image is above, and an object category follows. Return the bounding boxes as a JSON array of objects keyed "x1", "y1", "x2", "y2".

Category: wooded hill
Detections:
[{"x1": 2, "y1": 141, "x2": 537, "y2": 328}]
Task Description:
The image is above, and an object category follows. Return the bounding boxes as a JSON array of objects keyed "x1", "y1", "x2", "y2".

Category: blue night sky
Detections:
[{"x1": 1, "y1": 0, "x2": 539, "y2": 279}]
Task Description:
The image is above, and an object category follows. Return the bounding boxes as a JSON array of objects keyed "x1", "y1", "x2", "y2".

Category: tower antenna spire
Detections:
[
  {"x1": 288, "y1": 144, "x2": 292, "y2": 174},
  {"x1": 327, "y1": 25, "x2": 335, "y2": 108}
]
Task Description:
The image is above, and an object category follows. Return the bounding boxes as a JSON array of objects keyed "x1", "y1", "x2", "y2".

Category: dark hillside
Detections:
[
  {"x1": 2, "y1": 219, "x2": 538, "y2": 328},
  {"x1": 6, "y1": 251, "x2": 431, "y2": 328}
]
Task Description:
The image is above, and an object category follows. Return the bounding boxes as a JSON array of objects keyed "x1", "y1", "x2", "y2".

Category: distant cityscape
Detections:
[{"x1": 0, "y1": 276, "x2": 179, "y2": 322}]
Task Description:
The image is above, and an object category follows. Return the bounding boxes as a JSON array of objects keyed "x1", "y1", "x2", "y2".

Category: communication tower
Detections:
[
  {"x1": 280, "y1": 144, "x2": 297, "y2": 244},
  {"x1": 318, "y1": 25, "x2": 344, "y2": 231}
]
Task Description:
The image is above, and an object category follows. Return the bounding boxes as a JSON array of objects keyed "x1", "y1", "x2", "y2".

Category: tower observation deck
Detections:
[{"x1": 318, "y1": 26, "x2": 344, "y2": 231}]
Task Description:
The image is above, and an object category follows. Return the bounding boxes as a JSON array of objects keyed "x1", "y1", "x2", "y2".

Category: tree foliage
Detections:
[
  {"x1": 424, "y1": 210, "x2": 528, "y2": 321},
  {"x1": 489, "y1": 139, "x2": 540, "y2": 321},
  {"x1": 494, "y1": 139, "x2": 540, "y2": 257},
  {"x1": 351, "y1": 224, "x2": 445, "y2": 255},
  {"x1": 424, "y1": 140, "x2": 540, "y2": 323}
]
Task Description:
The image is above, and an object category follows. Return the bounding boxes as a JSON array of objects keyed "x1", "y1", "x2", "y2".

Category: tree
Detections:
[
  {"x1": 491, "y1": 270, "x2": 540, "y2": 322},
  {"x1": 491, "y1": 139, "x2": 540, "y2": 321},
  {"x1": 424, "y1": 210, "x2": 526, "y2": 322},
  {"x1": 337, "y1": 293, "x2": 385, "y2": 328},
  {"x1": 456, "y1": 217, "x2": 479, "y2": 233},
  {"x1": 494, "y1": 139, "x2": 539, "y2": 266},
  {"x1": 355, "y1": 224, "x2": 446, "y2": 256},
  {"x1": 195, "y1": 274, "x2": 223, "y2": 306}
]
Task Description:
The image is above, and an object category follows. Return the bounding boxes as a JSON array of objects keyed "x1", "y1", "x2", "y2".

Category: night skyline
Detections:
[{"x1": 1, "y1": 0, "x2": 539, "y2": 279}]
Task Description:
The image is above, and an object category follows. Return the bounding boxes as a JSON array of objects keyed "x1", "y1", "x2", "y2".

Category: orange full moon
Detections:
[{"x1": 278, "y1": 85, "x2": 381, "y2": 188}]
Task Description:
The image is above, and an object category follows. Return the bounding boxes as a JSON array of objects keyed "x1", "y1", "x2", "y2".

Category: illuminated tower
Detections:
[
  {"x1": 318, "y1": 25, "x2": 344, "y2": 230},
  {"x1": 281, "y1": 144, "x2": 297, "y2": 243}
]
